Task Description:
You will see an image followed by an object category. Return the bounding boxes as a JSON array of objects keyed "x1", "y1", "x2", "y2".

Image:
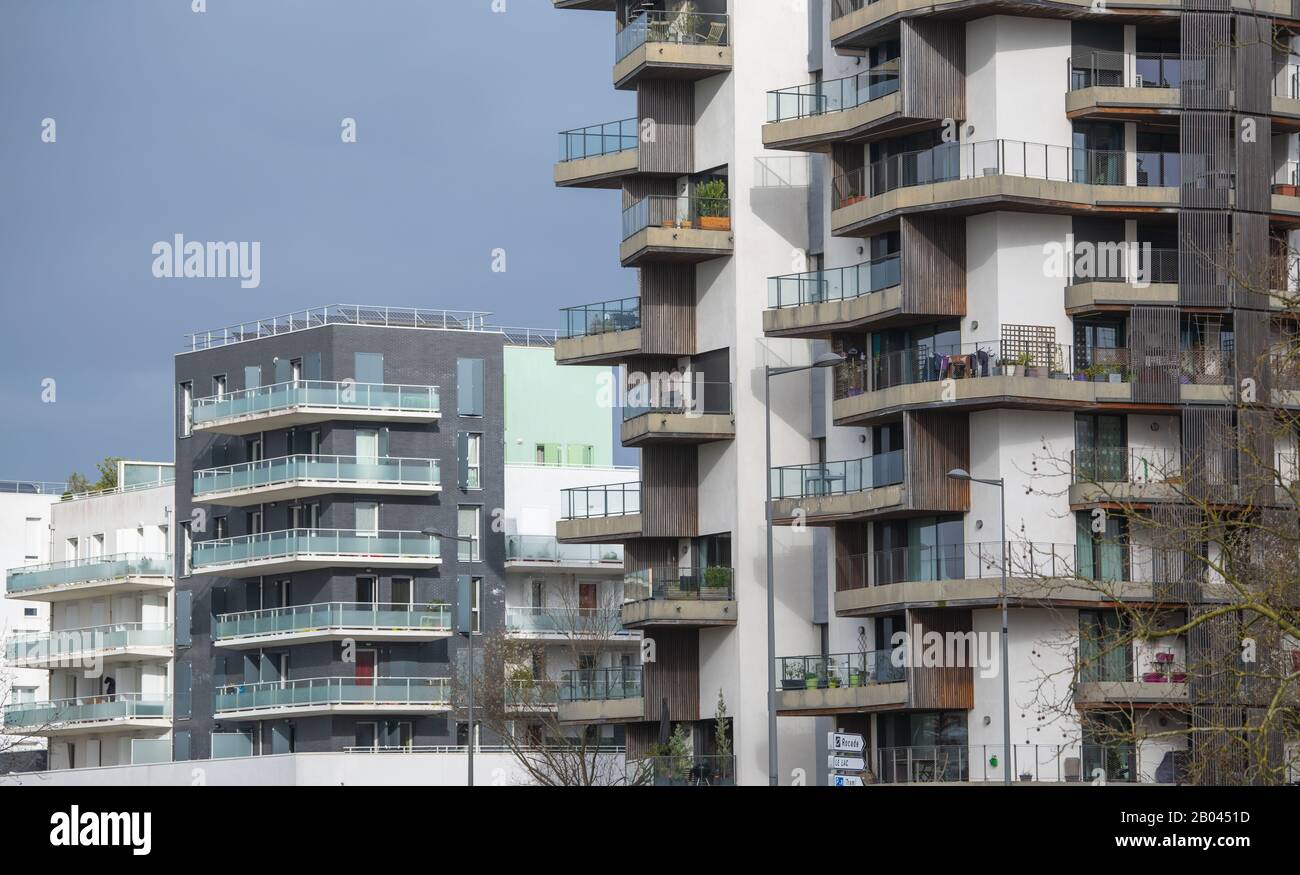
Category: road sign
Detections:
[
  {"x1": 829, "y1": 754, "x2": 866, "y2": 771},
  {"x1": 830, "y1": 773, "x2": 865, "y2": 787},
  {"x1": 827, "y1": 731, "x2": 865, "y2": 753}
]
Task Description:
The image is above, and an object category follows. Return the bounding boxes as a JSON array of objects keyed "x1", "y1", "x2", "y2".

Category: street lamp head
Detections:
[
  {"x1": 812, "y1": 352, "x2": 846, "y2": 369},
  {"x1": 947, "y1": 468, "x2": 972, "y2": 481}
]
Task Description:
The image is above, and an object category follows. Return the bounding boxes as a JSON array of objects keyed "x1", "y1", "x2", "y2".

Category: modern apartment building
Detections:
[
  {"x1": 0, "y1": 479, "x2": 63, "y2": 767},
  {"x1": 2, "y1": 463, "x2": 175, "y2": 770},
  {"x1": 553, "y1": 0, "x2": 1299, "y2": 784}
]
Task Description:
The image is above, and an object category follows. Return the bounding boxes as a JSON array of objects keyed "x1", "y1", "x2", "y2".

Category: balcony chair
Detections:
[{"x1": 703, "y1": 21, "x2": 726, "y2": 46}]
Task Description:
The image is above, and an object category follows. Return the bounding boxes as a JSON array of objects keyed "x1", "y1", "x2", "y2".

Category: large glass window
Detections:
[
  {"x1": 356, "y1": 502, "x2": 379, "y2": 536},
  {"x1": 457, "y1": 358, "x2": 484, "y2": 416},
  {"x1": 458, "y1": 506, "x2": 481, "y2": 562},
  {"x1": 354, "y1": 353, "x2": 384, "y2": 385}
]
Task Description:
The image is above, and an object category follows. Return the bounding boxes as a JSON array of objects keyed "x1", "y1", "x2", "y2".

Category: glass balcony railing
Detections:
[
  {"x1": 768, "y1": 253, "x2": 901, "y2": 309},
  {"x1": 505, "y1": 535, "x2": 623, "y2": 566},
  {"x1": 1068, "y1": 52, "x2": 1182, "y2": 91},
  {"x1": 1135, "y1": 151, "x2": 1180, "y2": 187},
  {"x1": 561, "y1": 296, "x2": 641, "y2": 338},
  {"x1": 767, "y1": 61, "x2": 900, "y2": 123},
  {"x1": 1071, "y1": 448, "x2": 1182, "y2": 485},
  {"x1": 624, "y1": 566, "x2": 734, "y2": 601},
  {"x1": 214, "y1": 677, "x2": 450, "y2": 713},
  {"x1": 561, "y1": 482, "x2": 641, "y2": 519},
  {"x1": 193, "y1": 455, "x2": 440, "y2": 498},
  {"x1": 559, "y1": 117, "x2": 638, "y2": 162},
  {"x1": 3, "y1": 694, "x2": 171, "y2": 729},
  {"x1": 1066, "y1": 246, "x2": 1177, "y2": 284},
  {"x1": 622, "y1": 381, "x2": 733, "y2": 420},
  {"x1": 192, "y1": 380, "x2": 440, "y2": 426},
  {"x1": 504, "y1": 606, "x2": 629, "y2": 637},
  {"x1": 874, "y1": 743, "x2": 1143, "y2": 784},
  {"x1": 214, "y1": 602, "x2": 451, "y2": 641},
  {"x1": 615, "y1": 10, "x2": 729, "y2": 62},
  {"x1": 4, "y1": 623, "x2": 172, "y2": 664},
  {"x1": 558, "y1": 667, "x2": 643, "y2": 702},
  {"x1": 776, "y1": 649, "x2": 903, "y2": 690},
  {"x1": 191, "y1": 529, "x2": 440, "y2": 571},
  {"x1": 770, "y1": 451, "x2": 904, "y2": 500},
  {"x1": 5, "y1": 552, "x2": 171, "y2": 595},
  {"x1": 622, "y1": 194, "x2": 731, "y2": 240},
  {"x1": 632, "y1": 755, "x2": 736, "y2": 786},
  {"x1": 837, "y1": 341, "x2": 1074, "y2": 398},
  {"x1": 504, "y1": 679, "x2": 560, "y2": 710},
  {"x1": 830, "y1": 0, "x2": 872, "y2": 20}
]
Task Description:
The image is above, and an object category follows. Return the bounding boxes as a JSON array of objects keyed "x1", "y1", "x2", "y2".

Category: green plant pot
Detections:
[
  {"x1": 805, "y1": 677, "x2": 817, "y2": 690},
  {"x1": 848, "y1": 674, "x2": 861, "y2": 687}
]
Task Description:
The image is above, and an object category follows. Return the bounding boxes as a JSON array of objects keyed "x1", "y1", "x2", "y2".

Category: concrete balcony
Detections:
[
  {"x1": 1075, "y1": 679, "x2": 1189, "y2": 707},
  {"x1": 774, "y1": 650, "x2": 908, "y2": 716},
  {"x1": 831, "y1": 140, "x2": 1180, "y2": 238},
  {"x1": 1069, "y1": 448, "x2": 1187, "y2": 507},
  {"x1": 3, "y1": 624, "x2": 172, "y2": 669},
  {"x1": 554, "y1": 0, "x2": 614, "y2": 10},
  {"x1": 555, "y1": 297, "x2": 642, "y2": 366},
  {"x1": 764, "y1": 255, "x2": 906, "y2": 338},
  {"x1": 764, "y1": 64, "x2": 927, "y2": 152},
  {"x1": 190, "y1": 529, "x2": 441, "y2": 578},
  {"x1": 504, "y1": 679, "x2": 559, "y2": 714},
  {"x1": 191, "y1": 380, "x2": 440, "y2": 436},
  {"x1": 620, "y1": 382, "x2": 734, "y2": 447},
  {"x1": 3, "y1": 695, "x2": 171, "y2": 736},
  {"x1": 613, "y1": 11, "x2": 731, "y2": 90},
  {"x1": 555, "y1": 118, "x2": 639, "y2": 188},
  {"x1": 192, "y1": 455, "x2": 441, "y2": 507},
  {"x1": 557, "y1": 667, "x2": 644, "y2": 724},
  {"x1": 213, "y1": 602, "x2": 453, "y2": 649},
  {"x1": 620, "y1": 195, "x2": 733, "y2": 267},
  {"x1": 5, "y1": 553, "x2": 172, "y2": 603},
  {"x1": 556, "y1": 483, "x2": 642, "y2": 544},
  {"x1": 503, "y1": 535, "x2": 624, "y2": 571},
  {"x1": 769, "y1": 452, "x2": 908, "y2": 525},
  {"x1": 214, "y1": 677, "x2": 451, "y2": 720},
  {"x1": 621, "y1": 566, "x2": 736, "y2": 629}
]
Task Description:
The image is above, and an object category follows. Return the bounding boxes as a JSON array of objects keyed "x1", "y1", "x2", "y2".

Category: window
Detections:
[
  {"x1": 246, "y1": 437, "x2": 263, "y2": 462},
  {"x1": 245, "y1": 510, "x2": 262, "y2": 536},
  {"x1": 356, "y1": 576, "x2": 377, "y2": 604},
  {"x1": 213, "y1": 517, "x2": 228, "y2": 540},
  {"x1": 12, "y1": 687, "x2": 36, "y2": 705},
  {"x1": 472, "y1": 576, "x2": 482, "y2": 633},
  {"x1": 391, "y1": 577, "x2": 412, "y2": 608},
  {"x1": 175, "y1": 660, "x2": 192, "y2": 717},
  {"x1": 459, "y1": 433, "x2": 482, "y2": 490},
  {"x1": 356, "y1": 502, "x2": 379, "y2": 536},
  {"x1": 457, "y1": 507, "x2": 481, "y2": 562},
  {"x1": 291, "y1": 504, "x2": 319, "y2": 529},
  {"x1": 457, "y1": 358, "x2": 484, "y2": 416},
  {"x1": 174, "y1": 730, "x2": 191, "y2": 762},
  {"x1": 23, "y1": 607, "x2": 36, "y2": 617},
  {"x1": 244, "y1": 366, "x2": 262, "y2": 390},
  {"x1": 212, "y1": 374, "x2": 227, "y2": 398},
  {"x1": 180, "y1": 523, "x2": 192, "y2": 577},
  {"x1": 354, "y1": 353, "x2": 384, "y2": 386},
  {"x1": 356, "y1": 429, "x2": 379, "y2": 463},
  {"x1": 567, "y1": 444, "x2": 595, "y2": 466},
  {"x1": 356, "y1": 722, "x2": 379, "y2": 751},
  {"x1": 536, "y1": 444, "x2": 562, "y2": 466},
  {"x1": 178, "y1": 382, "x2": 193, "y2": 438}
]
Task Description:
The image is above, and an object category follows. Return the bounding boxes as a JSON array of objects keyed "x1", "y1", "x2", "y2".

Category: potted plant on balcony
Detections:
[
  {"x1": 703, "y1": 565, "x2": 733, "y2": 596},
  {"x1": 694, "y1": 179, "x2": 731, "y2": 232},
  {"x1": 1020, "y1": 352, "x2": 1044, "y2": 379}
]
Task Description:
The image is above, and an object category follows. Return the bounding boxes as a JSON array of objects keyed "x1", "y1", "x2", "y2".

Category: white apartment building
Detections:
[{"x1": 2, "y1": 462, "x2": 175, "y2": 770}]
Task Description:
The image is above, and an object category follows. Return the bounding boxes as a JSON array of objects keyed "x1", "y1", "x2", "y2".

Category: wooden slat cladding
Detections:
[
  {"x1": 1233, "y1": 116, "x2": 1272, "y2": 214},
  {"x1": 622, "y1": 176, "x2": 678, "y2": 210},
  {"x1": 637, "y1": 80, "x2": 694, "y2": 176},
  {"x1": 642, "y1": 627, "x2": 700, "y2": 722},
  {"x1": 899, "y1": 19, "x2": 964, "y2": 122},
  {"x1": 1180, "y1": 112, "x2": 1232, "y2": 209},
  {"x1": 1232, "y1": 211, "x2": 1272, "y2": 306},
  {"x1": 639, "y1": 263, "x2": 696, "y2": 356},
  {"x1": 1129, "y1": 306, "x2": 1180, "y2": 402},
  {"x1": 1178, "y1": 210, "x2": 1231, "y2": 306},
  {"x1": 903, "y1": 410, "x2": 970, "y2": 512},
  {"x1": 899, "y1": 215, "x2": 965, "y2": 318},
  {"x1": 905, "y1": 608, "x2": 975, "y2": 710},
  {"x1": 834, "y1": 522, "x2": 868, "y2": 592},
  {"x1": 831, "y1": 141, "x2": 864, "y2": 184},
  {"x1": 1180, "y1": 14, "x2": 1232, "y2": 109},
  {"x1": 1181, "y1": 407, "x2": 1236, "y2": 501},
  {"x1": 624, "y1": 723, "x2": 660, "y2": 761},
  {"x1": 640, "y1": 445, "x2": 699, "y2": 538},
  {"x1": 625, "y1": 538, "x2": 679, "y2": 575},
  {"x1": 1233, "y1": 16, "x2": 1273, "y2": 115}
]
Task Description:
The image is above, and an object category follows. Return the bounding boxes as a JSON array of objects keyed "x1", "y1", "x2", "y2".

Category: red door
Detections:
[
  {"x1": 579, "y1": 583, "x2": 597, "y2": 613},
  {"x1": 355, "y1": 649, "x2": 376, "y2": 687}
]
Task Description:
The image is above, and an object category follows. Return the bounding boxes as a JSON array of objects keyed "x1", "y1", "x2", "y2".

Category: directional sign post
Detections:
[
  {"x1": 827, "y1": 731, "x2": 865, "y2": 753},
  {"x1": 830, "y1": 773, "x2": 865, "y2": 787},
  {"x1": 829, "y1": 754, "x2": 866, "y2": 772},
  {"x1": 828, "y1": 732, "x2": 867, "y2": 786}
]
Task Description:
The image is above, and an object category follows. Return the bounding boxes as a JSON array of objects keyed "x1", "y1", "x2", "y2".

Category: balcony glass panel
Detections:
[
  {"x1": 769, "y1": 451, "x2": 904, "y2": 500},
  {"x1": 191, "y1": 530, "x2": 439, "y2": 570},
  {"x1": 194, "y1": 455, "x2": 440, "y2": 497},
  {"x1": 558, "y1": 667, "x2": 642, "y2": 702},
  {"x1": 192, "y1": 380, "x2": 439, "y2": 425},
  {"x1": 4, "y1": 624, "x2": 172, "y2": 663},
  {"x1": 561, "y1": 483, "x2": 641, "y2": 519},
  {"x1": 624, "y1": 566, "x2": 734, "y2": 601},
  {"x1": 767, "y1": 61, "x2": 900, "y2": 122},
  {"x1": 214, "y1": 677, "x2": 450, "y2": 712},
  {"x1": 615, "y1": 11, "x2": 729, "y2": 62},
  {"x1": 622, "y1": 381, "x2": 732, "y2": 420},
  {"x1": 3, "y1": 694, "x2": 171, "y2": 728},
  {"x1": 561, "y1": 297, "x2": 641, "y2": 338},
  {"x1": 775, "y1": 649, "x2": 903, "y2": 689},
  {"x1": 559, "y1": 118, "x2": 637, "y2": 161},
  {"x1": 768, "y1": 254, "x2": 901, "y2": 308},
  {"x1": 6, "y1": 553, "x2": 170, "y2": 595},
  {"x1": 505, "y1": 535, "x2": 623, "y2": 565},
  {"x1": 622, "y1": 194, "x2": 731, "y2": 241},
  {"x1": 214, "y1": 603, "x2": 451, "y2": 640}
]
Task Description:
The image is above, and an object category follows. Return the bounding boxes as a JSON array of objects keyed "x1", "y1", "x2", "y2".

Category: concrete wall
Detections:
[{"x1": 0, "y1": 490, "x2": 58, "y2": 753}]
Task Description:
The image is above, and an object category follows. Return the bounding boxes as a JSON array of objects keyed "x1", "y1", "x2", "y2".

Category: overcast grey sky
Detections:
[{"x1": 0, "y1": 0, "x2": 635, "y2": 480}]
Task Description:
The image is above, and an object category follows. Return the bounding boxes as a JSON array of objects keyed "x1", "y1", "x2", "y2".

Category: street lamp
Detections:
[
  {"x1": 764, "y1": 350, "x2": 844, "y2": 787},
  {"x1": 946, "y1": 468, "x2": 1011, "y2": 785},
  {"x1": 422, "y1": 527, "x2": 478, "y2": 787}
]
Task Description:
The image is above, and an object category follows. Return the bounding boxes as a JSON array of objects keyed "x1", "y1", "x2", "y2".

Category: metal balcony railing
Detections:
[
  {"x1": 185, "y1": 305, "x2": 491, "y2": 352},
  {"x1": 6, "y1": 552, "x2": 171, "y2": 595},
  {"x1": 1067, "y1": 247, "x2": 1177, "y2": 284},
  {"x1": 767, "y1": 61, "x2": 900, "y2": 122},
  {"x1": 504, "y1": 535, "x2": 623, "y2": 566},
  {"x1": 214, "y1": 602, "x2": 452, "y2": 640},
  {"x1": 874, "y1": 743, "x2": 1146, "y2": 784},
  {"x1": 193, "y1": 455, "x2": 440, "y2": 497},
  {"x1": 622, "y1": 380, "x2": 732, "y2": 420},
  {"x1": 561, "y1": 482, "x2": 641, "y2": 519},
  {"x1": 830, "y1": 0, "x2": 873, "y2": 19},
  {"x1": 770, "y1": 451, "x2": 904, "y2": 500},
  {"x1": 767, "y1": 253, "x2": 901, "y2": 309},
  {"x1": 1067, "y1": 52, "x2": 1183, "y2": 90},
  {"x1": 622, "y1": 194, "x2": 731, "y2": 240},
  {"x1": 191, "y1": 529, "x2": 440, "y2": 571},
  {"x1": 214, "y1": 677, "x2": 450, "y2": 713},
  {"x1": 504, "y1": 679, "x2": 560, "y2": 710},
  {"x1": 558, "y1": 667, "x2": 643, "y2": 702},
  {"x1": 561, "y1": 296, "x2": 641, "y2": 338},
  {"x1": 192, "y1": 380, "x2": 440, "y2": 426},
  {"x1": 3, "y1": 694, "x2": 171, "y2": 729},
  {"x1": 624, "y1": 566, "x2": 734, "y2": 601},
  {"x1": 3, "y1": 623, "x2": 172, "y2": 664},
  {"x1": 837, "y1": 341, "x2": 1073, "y2": 398},
  {"x1": 615, "y1": 10, "x2": 729, "y2": 62},
  {"x1": 776, "y1": 649, "x2": 903, "y2": 690},
  {"x1": 503, "y1": 606, "x2": 629, "y2": 637},
  {"x1": 558, "y1": 117, "x2": 638, "y2": 162},
  {"x1": 1071, "y1": 448, "x2": 1182, "y2": 485}
]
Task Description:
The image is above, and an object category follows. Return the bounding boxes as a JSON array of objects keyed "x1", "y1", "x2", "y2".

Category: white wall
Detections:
[
  {"x1": 965, "y1": 16, "x2": 1073, "y2": 148},
  {"x1": 0, "y1": 491, "x2": 59, "y2": 751}
]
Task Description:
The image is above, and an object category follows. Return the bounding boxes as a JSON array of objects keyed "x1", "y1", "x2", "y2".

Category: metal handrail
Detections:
[
  {"x1": 191, "y1": 529, "x2": 441, "y2": 569},
  {"x1": 558, "y1": 667, "x2": 643, "y2": 702},
  {"x1": 192, "y1": 379, "x2": 440, "y2": 423},
  {"x1": 561, "y1": 296, "x2": 641, "y2": 338},
  {"x1": 1070, "y1": 448, "x2": 1182, "y2": 484},
  {"x1": 561, "y1": 482, "x2": 641, "y2": 519},
  {"x1": 214, "y1": 602, "x2": 452, "y2": 638},
  {"x1": 770, "y1": 451, "x2": 905, "y2": 499},
  {"x1": 193, "y1": 454, "x2": 441, "y2": 495},
  {"x1": 615, "y1": 10, "x2": 729, "y2": 62},
  {"x1": 622, "y1": 194, "x2": 731, "y2": 240},
  {"x1": 623, "y1": 566, "x2": 735, "y2": 601},
  {"x1": 6, "y1": 552, "x2": 171, "y2": 593},
  {"x1": 622, "y1": 380, "x2": 733, "y2": 420},
  {"x1": 559, "y1": 117, "x2": 638, "y2": 161},
  {"x1": 214, "y1": 676, "x2": 451, "y2": 711},
  {"x1": 767, "y1": 61, "x2": 900, "y2": 122},
  {"x1": 776, "y1": 649, "x2": 903, "y2": 688},
  {"x1": 768, "y1": 253, "x2": 901, "y2": 309}
]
